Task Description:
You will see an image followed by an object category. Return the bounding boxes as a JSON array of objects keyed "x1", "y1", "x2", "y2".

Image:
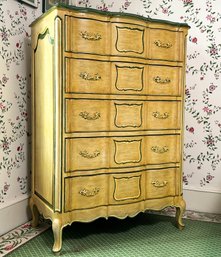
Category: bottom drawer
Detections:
[
  {"x1": 146, "y1": 168, "x2": 178, "y2": 199},
  {"x1": 64, "y1": 168, "x2": 179, "y2": 212}
]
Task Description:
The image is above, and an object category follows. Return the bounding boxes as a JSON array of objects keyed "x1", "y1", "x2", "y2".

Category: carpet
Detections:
[{"x1": 6, "y1": 213, "x2": 221, "y2": 257}]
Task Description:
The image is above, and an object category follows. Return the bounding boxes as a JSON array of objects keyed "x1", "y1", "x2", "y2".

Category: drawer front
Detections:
[
  {"x1": 65, "y1": 137, "x2": 109, "y2": 172},
  {"x1": 109, "y1": 172, "x2": 144, "y2": 204},
  {"x1": 65, "y1": 99, "x2": 180, "y2": 133},
  {"x1": 147, "y1": 65, "x2": 182, "y2": 96},
  {"x1": 111, "y1": 23, "x2": 146, "y2": 58},
  {"x1": 145, "y1": 168, "x2": 177, "y2": 199},
  {"x1": 149, "y1": 29, "x2": 181, "y2": 61},
  {"x1": 146, "y1": 101, "x2": 181, "y2": 130},
  {"x1": 65, "y1": 135, "x2": 180, "y2": 172},
  {"x1": 64, "y1": 174, "x2": 108, "y2": 211},
  {"x1": 146, "y1": 135, "x2": 180, "y2": 164},
  {"x1": 65, "y1": 99, "x2": 109, "y2": 132},
  {"x1": 65, "y1": 16, "x2": 110, "y2": 55},
  {"x1": 65, "y1": 58, "x2": 110, "y2": 94}
]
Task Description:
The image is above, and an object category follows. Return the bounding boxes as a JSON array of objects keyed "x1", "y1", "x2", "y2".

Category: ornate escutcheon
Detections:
[
  {"x1": 152, "y1": 111, "x2": 169, "y2": 119},
  {"x1": 79, "y1": 72, "x2": 101, "y2": 81},
  {"x1": 153, "y1": 76, "x2": 171, "y2": 84},
  {"x1": 79, "y1": 187, "x2": 100, "y2": 197},
  {"x1": 80, "y1": 31, "x2": 102, "y2": 41},
  {"x1": 151, "y1": 146, "x2": 169, "y2": 154},
  {"x1": 79, "y1": 150, "x2": 100, "y2": 159},
  {"x1": 151, "y1": 181, "x2": 168, "y2": 187},
  {"x1": 79, "y1": 111, "x2": 101, "y2": 120},
  {"x1": 154, "y1": 40, "x2": 172, "y2": 48}
]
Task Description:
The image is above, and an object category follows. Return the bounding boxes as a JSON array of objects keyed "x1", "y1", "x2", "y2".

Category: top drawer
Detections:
[
  {"x1": 65, "y1": 16, "x2": 110, "y2": 55},
  {"x1": 148, "y1": 29, "x2": 183, "y2": 61}
]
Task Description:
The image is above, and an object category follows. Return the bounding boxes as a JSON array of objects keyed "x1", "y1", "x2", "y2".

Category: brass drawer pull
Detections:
[
  {"x1": 79, "y1": 150, "x2": 100, "y2": 159},
  {"x1": 80, "y1": 31, "x2": 102, "y2": 41},
  {"x1": 151, "y1": 181, "x2": 168, "y2": 187},
  {"x1": 154, "y1": 40, "x2": 172, "y2": 48},
  {"x1": 79, "y1": 111, "x2": 101, "y2": 120},
  {"x1": 79, "y1": 72, "x2": 101, "y2": 81},
  {"x1": 79, "y1": 187, "x2": 100, "y2": 197},
  {"x1": 151, "y1": 146, "x2": 169, "y2": 154},
  {"x1": 152, "y1": 111, "x2": 169, "y2": 119},
  {"x1": 153, "y1": 76, "x2": 171, "y2": 84}
]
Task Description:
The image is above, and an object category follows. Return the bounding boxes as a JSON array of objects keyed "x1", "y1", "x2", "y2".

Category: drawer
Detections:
[
  {"x1": 65, "y1": 99, "x2": 181, "y2": 133},
  {"x1": 65, "y1": 58, "x2": 110, "y2": 94},
  {"x1": 109, "y1": 172, "x2": 144, "y2": 204},
  {"x1": 148, "y1": 29, "x2": 182, "y2": 61},
  {"x1": 65, "y1": 137, "x2": 109, "y2": 171},
  {"x1": 146, "y1": 135, "x2": 180, "y2": 164},
  {"x1": 147, "y1": 65, "x2": 182, "y2": 96},
  {"x1": 65, "y1": 16, "x2": 110, "y2": 55},
  {"x1": 145, "y1": 168, "x2": 178, "y2": 199},
  {"x1": 146, "y1": 101, "x2": 181, "y2": 130},
  {"x1": 65, "y1": 135, "x2": 180, "y2": 172},
  {"x1": 111, "y1": 23, "x2": 146, "y2": 58},
  {"x1": 64, "y1": 174, "x2": 108, "y2": 211}
]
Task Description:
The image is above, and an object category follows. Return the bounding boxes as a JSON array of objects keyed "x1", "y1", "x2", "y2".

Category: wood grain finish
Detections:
[{"x1": 30, "y1": 5, "x2": 189, "y2": 253}]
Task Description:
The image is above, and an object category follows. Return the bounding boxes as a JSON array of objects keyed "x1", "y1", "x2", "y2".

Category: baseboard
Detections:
[
  {"x1": 0, "y1": 196, "x2": 31, "y2": 236},
  {"x1": 184, "y1": 188, "x2": 221, "y2": 214}
]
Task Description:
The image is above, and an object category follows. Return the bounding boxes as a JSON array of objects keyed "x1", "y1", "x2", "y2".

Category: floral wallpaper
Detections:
[
  {"x1": 0, "y1": 0, "x2": 42, "y2": 208},
  {"x1": 0, "y1": 0, "x2": 221, "y2": 217}
]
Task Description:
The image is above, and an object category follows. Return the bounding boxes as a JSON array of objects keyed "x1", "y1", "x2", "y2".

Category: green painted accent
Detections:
[
  {"x1": 34, "y1": 28, "x2": 54, "y2": 52},
  {"x1": 30, "y1": 3, "x2": 190, "y2": 28},
  {"x1": 8, "y1": 214, "x2": 221, "y2": 256}
]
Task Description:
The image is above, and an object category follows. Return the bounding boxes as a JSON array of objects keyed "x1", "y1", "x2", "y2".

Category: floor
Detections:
[{"x1": 1, "y1": 209, "x2": 221, "y2": 256}]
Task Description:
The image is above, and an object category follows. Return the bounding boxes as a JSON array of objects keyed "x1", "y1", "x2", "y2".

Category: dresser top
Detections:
[{"x1": 31, "y1": 3, "x2": 190, "y2": 28}]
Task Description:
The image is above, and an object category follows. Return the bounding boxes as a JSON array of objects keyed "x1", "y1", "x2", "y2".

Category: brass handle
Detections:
[
  {"x1": 80, "y1": 31, "x2": 102, "y2": 41},
  {"x1": 152, "y1": 111, "x2": 169, "y2": 119},
  {"x1": 153, "y1": 76, "x2": 171, "y2": 84},
  {"x1": 151, "y1": 146, "x2": 169, "y2": 154},
  {"x1": 79, "y1": 72, "x2": 101, "y2": 81},
  {"x1": 154, "y1": 40, "x2": 172, "y2": 48},
  {"x1": 79, "y1": 150, "x2": 100, "y2": 159},
  {"x1": 79, "y1": 187, "x2": 100, "y2": 197},
  {"x1": 151, "y1": 181, "x2": 168, "y2": 187},
  {"x1": 79, "y1": 111, "x2": 101, "y2": 120}
]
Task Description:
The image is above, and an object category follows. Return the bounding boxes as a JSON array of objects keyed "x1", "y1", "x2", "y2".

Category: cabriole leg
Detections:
[
  {"x1": 52, "y1": 218, "x2": 63, "y2": 253},
  {"x1": 29, "y1": 197, "x2": 39, "y2": 227},
  {"x1": 175, "y1": 198, "x2": 186, "y2": 230}
]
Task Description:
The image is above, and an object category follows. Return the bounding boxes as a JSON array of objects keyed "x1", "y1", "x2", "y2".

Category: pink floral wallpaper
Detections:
[
  {"x1": 0, "y1": 0, "x2": 221, "y2": 213},
  {"x1": 0, "y1": 0, "x2": 42, "y2": 207}
]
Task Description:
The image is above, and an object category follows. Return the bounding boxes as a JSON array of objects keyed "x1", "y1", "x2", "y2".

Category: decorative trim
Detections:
[
  {"x1": 115, "y1": 26, "x2": 144, "y2": 54},
  {"x1": 79, "y1": 72, "x2": 101, "y2": 81},
  {"x1": 154, "y1": 40, "x2": 172, "y2": 49},
  {"x1": 80, "y1": 31, "x2": 102, "y2": 41},
  {"x1": 114, "y1": 139, "x2": 142, "y2": 164},
  {"x1": 113, "y1": 175, "x2": 141, "y2": 201},
  {"x1": 79, "y1": 188, "x2": 100, "y2": 197},
  {"x1": 79, "y1": 111, "x2": 101, "y2": 120},
  {"x1": 79, "y1": 150, "x2": 101, "y2": 159},
  {"x1": 152, "y1": 181, "x2": 168, "y2": 187},
  {"x1": 152, "y1": 111, "x2": 169, "y2": 119},
  {"x1": 115, "y1": 65, "x2": 144, "y2": 92},
  {"x1": 114, "y1": 103, "x2": 143, "y2": 128},
  {"x1": 34, "y1": 28, "x2": 54, "y2": 52},
  {"x1": 153, "y1": 76, "x2": 171, "y2": 84},
  {"x1": 151, "y1": 146, "x2": 169, "y2": 154}
]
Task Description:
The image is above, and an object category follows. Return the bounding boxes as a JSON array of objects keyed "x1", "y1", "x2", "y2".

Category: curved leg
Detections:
[
  {"x1": 29, "y1": 197, "x2": 39, "y2": 227},
  {"x1": 175, "y1": 198, "x2": 186, "y2": 230},
  {"x1": 52, "y1": 218, "x2": 63, "y2": 253}
]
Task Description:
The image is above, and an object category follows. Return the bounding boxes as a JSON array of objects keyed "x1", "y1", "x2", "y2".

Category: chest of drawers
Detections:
[{"x1": 29, "y1": 4, "x2": 189, "y2": 252}]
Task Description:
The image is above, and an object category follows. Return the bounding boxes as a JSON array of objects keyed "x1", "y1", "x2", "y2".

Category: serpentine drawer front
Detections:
[{"x1": 30, "y1": 4, "x2": 189, "y2": 253}]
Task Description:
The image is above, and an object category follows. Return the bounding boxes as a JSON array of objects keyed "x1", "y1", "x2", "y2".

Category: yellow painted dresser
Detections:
[{"x1": 30, "y1": 4, "x2": 189, "y2": 252}]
